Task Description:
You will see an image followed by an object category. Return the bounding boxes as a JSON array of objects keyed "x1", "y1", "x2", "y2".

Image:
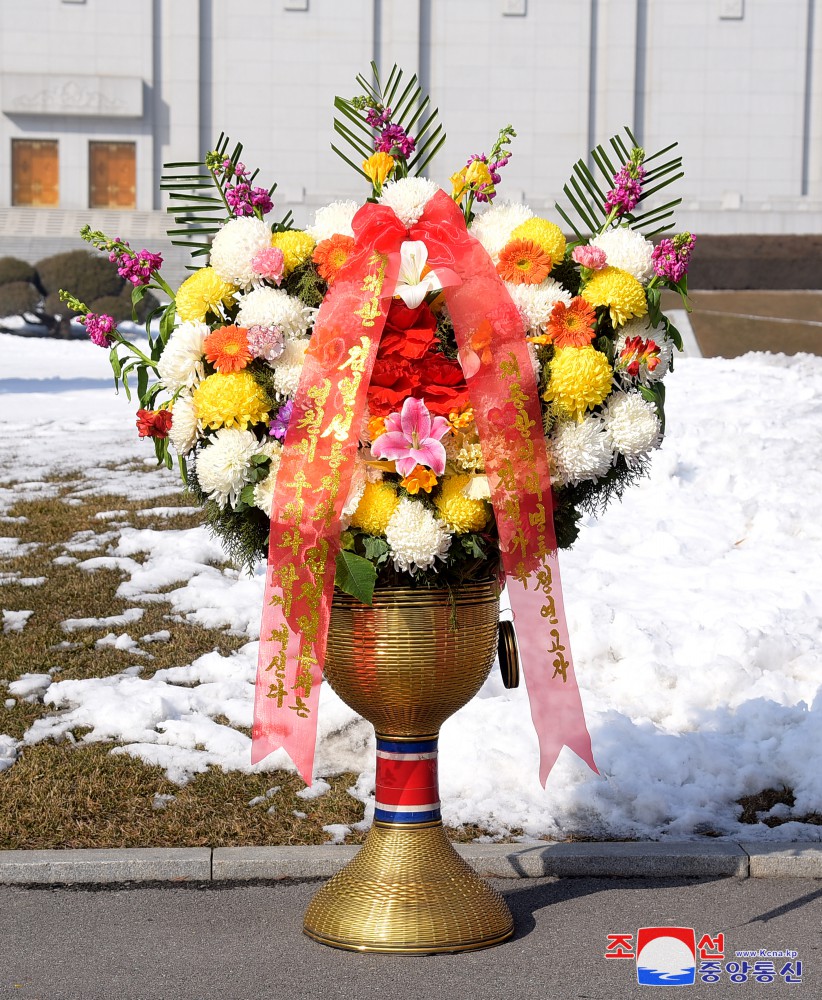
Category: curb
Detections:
[{"x1": 1, "y1": 841, "x2": 821, "y2": 885}]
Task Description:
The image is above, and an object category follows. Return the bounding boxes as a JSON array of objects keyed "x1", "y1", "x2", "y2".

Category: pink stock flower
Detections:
[
  {"x1": 83, "y1": 311, "x2": 117, "y2": 348},
  {"x1": 572, "y1": 245, "x2": 607, "y2": 270},
  {"x1": 251, "y1": 247, "x2": 285, "y2": 284},
  {"x1": 371, "y1": 397, "x2": 450, "y2": 478}
]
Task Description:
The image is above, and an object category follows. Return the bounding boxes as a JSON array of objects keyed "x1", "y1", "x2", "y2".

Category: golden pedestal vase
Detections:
[{"x1": 303, "y1": 579, "x2": 514, "y2": 953}]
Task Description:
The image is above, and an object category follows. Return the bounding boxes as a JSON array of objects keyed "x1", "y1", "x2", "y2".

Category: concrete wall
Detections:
[{"x1": 0, "y1": 0, "x2": 819, "y2": 235}]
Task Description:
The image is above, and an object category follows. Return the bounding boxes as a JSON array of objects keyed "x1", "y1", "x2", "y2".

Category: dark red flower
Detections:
[
  {"x1": 136, "y1": 409, "x2": 173, "y2": 439},
  {"x1": 415, "y1": 353, "x2": 470, "y2": 416}
]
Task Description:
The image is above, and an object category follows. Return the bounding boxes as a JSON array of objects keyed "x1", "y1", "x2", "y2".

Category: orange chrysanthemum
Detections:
[
  {"x1": 313, "y1": 234, "x2": 356, "y2": 284},
  {"x1": 496, "y1": 239, "x2": 553, "y2": 285},
  {"x1": 203, "y1": 325, "x2": 251, "y2": 373},
  {"x1": 546, "y1": 297, "x2": 597, "y2": 348}
]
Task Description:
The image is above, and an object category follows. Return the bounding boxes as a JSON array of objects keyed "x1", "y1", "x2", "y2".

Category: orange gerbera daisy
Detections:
[
  {"x1": 313, "y1": 234, "x2": 356, "y2": 284},
  {"x1": 496, "y1": 239, "x2": 553, "y2": 285},
  {"x1": 203, "y1": 325, "x2": 251, "y2": 373},
  {"x1": 545, "y1": 297, "x2": 597, "y2": 348}
]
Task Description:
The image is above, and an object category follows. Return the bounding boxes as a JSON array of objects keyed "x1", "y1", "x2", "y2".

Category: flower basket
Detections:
[{"x1": 63, "y1": 62, "x2": 693, "y2": 952}]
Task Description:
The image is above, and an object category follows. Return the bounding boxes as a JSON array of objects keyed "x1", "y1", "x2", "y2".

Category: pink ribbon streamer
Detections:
[{"x1": 252, "y1": 190, "x2": 598, "y2": 784}]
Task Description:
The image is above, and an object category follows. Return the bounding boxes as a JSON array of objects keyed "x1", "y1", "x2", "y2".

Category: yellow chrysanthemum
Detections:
[
  {"x1": 435, "y1": 475, "x2": 489, "y2": 533},
  {"x1": 349, "y1": 481, "x2": 400, "y2": 536},
  {"x1": 175, "y1": 268, "x2": 237, "y2": 323},
  {"x1": 192, "y1": 371, "x2": 270, "y2": 431},
  {"x1": 581, "y1": 265, "x2": 648, "y2": 328},
  {"x1": 511, "y1": 217, "x2": 566, "y2": 268},
  {"x1": 270, "y1": 230, "x2": 316, "y2": 276},
  {"x1": 543, "y1": 346, "x2": 613, "y2": 422}
]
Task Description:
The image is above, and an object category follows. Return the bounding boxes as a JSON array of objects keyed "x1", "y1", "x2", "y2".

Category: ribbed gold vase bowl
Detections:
[{"x1": 303, "y1": 579, "x2": 515, "y2": 953}]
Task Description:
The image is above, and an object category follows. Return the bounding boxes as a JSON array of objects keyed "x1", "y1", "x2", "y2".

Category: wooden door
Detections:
[
  {"x1": 12, "y1": 139, "x2": 59, "y2": 206},
  {"x1": 89, "y1": 141, "x2": 136, "y2": 209}
]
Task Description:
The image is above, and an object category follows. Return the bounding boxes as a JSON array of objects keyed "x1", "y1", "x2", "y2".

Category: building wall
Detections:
[{"x1": 0, "y1": 0, "x2": 819, "y2": 237}]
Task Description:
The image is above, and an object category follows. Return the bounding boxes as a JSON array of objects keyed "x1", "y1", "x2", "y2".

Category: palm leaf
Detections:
[
  {"x1": 332, "y1": 62, "x2": 445, "y2": 178},
  {"x1": 555, "y1": 126, "x2": 685, "y2": 238},
  {"x1": 160, "y1": 133, "x2": 278, "y2": 255}
]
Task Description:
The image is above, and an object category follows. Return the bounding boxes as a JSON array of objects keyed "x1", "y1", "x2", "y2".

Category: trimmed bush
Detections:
[
  {"x1": 36, "y1": 250, "x2": 121, "y2": 301},
  {"x1": 0, "y1": 257, "x2": 37, "y2": 287},
  {"x1": 89, "y1": 290, "x2": 159, "y2": 324},
  {"x1": 0, "y1": 281, "x2": 40, "y2": 317}
]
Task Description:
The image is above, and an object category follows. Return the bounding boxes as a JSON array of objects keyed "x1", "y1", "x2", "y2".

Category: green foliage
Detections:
[
  {"x1": 555, "y1": 126, "x2": 684, "y2": 240},
  {"x1": 186, "y1": 459, "x2": 270, "y2": 571},
  {"x1": 333, "y1": 62, "x2": 446, "y2": 179},
  {"x1": 0, "y1": 257, "x2": 37, "y2": 287},
  {"x1": 37, "y1": 250, "x2": 121, "y2": 301},
  {"x1": 334, "y1": 550, "x2": 377, "y2": 604},
  {"x1": 283, "y1": 261, "x2": 326, "y2": 309}
]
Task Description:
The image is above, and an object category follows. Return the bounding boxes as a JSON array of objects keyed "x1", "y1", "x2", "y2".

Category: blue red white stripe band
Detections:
[{"x1": 374, "y1": 735, "x2": 441, "y2": 825}]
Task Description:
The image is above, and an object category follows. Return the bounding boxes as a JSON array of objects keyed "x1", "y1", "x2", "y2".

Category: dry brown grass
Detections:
[{"x1": 0, "y1": 482, "x2": 491, "y2": 848}]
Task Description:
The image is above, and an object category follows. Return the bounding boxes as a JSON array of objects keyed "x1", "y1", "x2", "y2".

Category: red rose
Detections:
[
  {"x1": 415, "y1": 353, "x2": 470, "y2": 416},
  {"x1": 378, "y1": 300, "x2": 437, "y2": 360},
  {"x1": 136, "y1": 409, "x2": 173, "y2": 439},
  {"x1": 366, "y1": 357, "x2": 421, "y2": 417}
]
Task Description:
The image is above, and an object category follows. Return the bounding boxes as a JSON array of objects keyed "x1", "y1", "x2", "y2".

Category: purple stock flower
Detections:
[
  {"x1": 226, "y1": 181, "x2": 273, "y2": 217},
  {"x1": 366, "y1": 106, "x2": 392, "y2": 130},
  {"x1": 268, "y1": 399, "x2": 294, "y2": 441},
  {"x1": 605, "y1": 164, "x2": 645, "y2": 215},
  {"x1": 652, "y1": 233, "x2": 696, "y2": 284},
  {"x1": 376, "y1": 124, "x2": 416, "y2": 158},
  {"x1": 83, "y1": 311, "x2": 117, "y2": 348},
  {"x1": 116, "y1": 249, "x2": 164, "y2": 287}
]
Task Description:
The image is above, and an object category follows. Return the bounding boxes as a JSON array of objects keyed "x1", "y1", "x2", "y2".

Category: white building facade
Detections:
[{"x1": 0, "y1": 0, "x2": 820, "y2": 273}]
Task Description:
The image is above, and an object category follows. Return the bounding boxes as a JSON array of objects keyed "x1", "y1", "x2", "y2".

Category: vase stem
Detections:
[{"x1": 375, "y1": 734, "x2": 441, "y2": 825}]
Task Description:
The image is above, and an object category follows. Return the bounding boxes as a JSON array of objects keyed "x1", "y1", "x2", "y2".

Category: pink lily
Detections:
[{"x1": 371, "y1": 397, "x2": 450, "y2": 478}]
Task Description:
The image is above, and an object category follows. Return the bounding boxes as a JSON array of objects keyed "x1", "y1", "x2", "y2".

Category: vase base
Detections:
[{"x1": 303, "y1": 822, "x2": 514, "y2": 954}]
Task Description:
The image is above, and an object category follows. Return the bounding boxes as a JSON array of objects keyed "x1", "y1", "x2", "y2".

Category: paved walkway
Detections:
[
  {"x1": 663, "y1": 290, "x2": 822, "y2": 358},
  {"x1": 2, "y1": 877, "x2": 818, "y2": 999}
]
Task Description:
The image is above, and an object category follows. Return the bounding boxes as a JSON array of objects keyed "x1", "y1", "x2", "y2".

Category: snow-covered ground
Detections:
[{"x1": 1, "y1": 331, "x2": 821, "y2": 841}]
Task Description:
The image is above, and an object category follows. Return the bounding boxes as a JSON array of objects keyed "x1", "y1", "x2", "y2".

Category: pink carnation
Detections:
[
  {"x1": 572, "y1": 245, "x2": 607, "y2": 270},
  {"x1": 251, "y1": 247, "x2": 285, "y2": 284}
]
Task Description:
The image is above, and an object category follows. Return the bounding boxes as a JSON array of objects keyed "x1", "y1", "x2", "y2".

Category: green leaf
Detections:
[
  {"x1": 361, "y1": 535, "x2": 390, "y2": 564},
  {"x1": 334, "y1": 550, "x2": 376, "y2": 605},
  {"x1": 339, "y1": 530, "x2": 356, "y2": 552},
  {"x1": 109, "y1": 347, "x2": 122, "y2": 379},
  {"x1": 137, "y1": 365, "x2": 149, "y2": 404},
  {"x1": 159, "y1": 301, "x2": 176, "y2": 344},
  {"x1": 239, "y1": 483, "x2": 257, "y2": 505}
]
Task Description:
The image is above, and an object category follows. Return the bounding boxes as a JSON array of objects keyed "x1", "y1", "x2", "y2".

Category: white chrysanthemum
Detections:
[
  {"x1": 602, "y1": 391, "x2": 662, "y2": 465},
  {"x1": 385, "y1": 498, "x2": 452, "y2": 573},
  {"x1": 209, "y1": 217, "x2": 272, "y2": 289},
  {"x1": 236, "y1": 287, "x2": 315, "y2": 339},
  {"x1": 506, "y1": 279, "x2": 572, "y2": 334},
  {"x1": 616, "y1": 318, "x2": 674, "y2": 382},
  {"x1": 307, "y1": 200, "x2": 358, "y2": 242},
  {"x1": 379, "y1": 177, "x2": 439, "y2": 228},
  {"x1": 251, "y1": 440, "x2": 283, "y2": 516},
  {"x1": 157, "y1": 321, "x2": 208, "y2": 392},
  {"x1": 168, "y1": 393, "x2": 200, "y2": 455},
  {"x1": 195, "y1": 428, "x2": 259, "y2": 508},
  {"x1": 590, "y1": 227, "x2": 655, "y2": 284},
  {"x1": 549, "y1": 415, "x2": 614, "y2": 487},
  {"x1": 470, "y1": 201, "x2": 533, "y2": 262},
  {"x1": 270, "y1": 338, "x2": 309, "y2": 397},
  {"x1": 463, "y1": 475, "x2": 491, "y2": 500}
]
